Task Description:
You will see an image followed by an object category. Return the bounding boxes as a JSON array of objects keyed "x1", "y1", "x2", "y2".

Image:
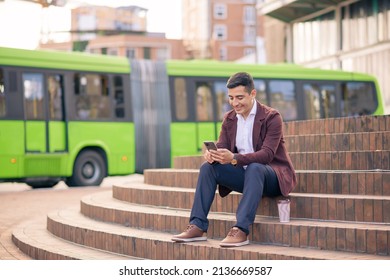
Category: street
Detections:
[{"x1": 0, "y1": 174, "x2": 143, "y2": 260}]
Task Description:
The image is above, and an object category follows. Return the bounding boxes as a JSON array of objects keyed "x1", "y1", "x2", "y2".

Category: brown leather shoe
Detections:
[
  {"x1": 220, "y1": 227, "x2": 249, "y2": 247},
  {"x1": 171, "y1": 224, "x2": 207, "y2": 242}
]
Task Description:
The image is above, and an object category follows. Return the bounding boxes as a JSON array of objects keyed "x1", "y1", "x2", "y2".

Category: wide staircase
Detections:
[{"x1": 12, "y1": 115, "x2": 390, "y2": 260}]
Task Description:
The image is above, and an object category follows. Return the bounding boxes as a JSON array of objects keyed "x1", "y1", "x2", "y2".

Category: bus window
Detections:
[
  {"x1": 0, "y1": 69, "x2": 5, "y2": 117},
  {"x1": 74, "y1": 73, "x2": 111, "y2": 120},
  {"x1": 303, "y1": 83, "x2": 336, "y2": 119},
  {"x1": 254, "y1": 79, "x2": 267, "y2": 105},
  {"x1": 23, "y1": 73, "x2": 45, "y2": 120},
  {"x1": 196, "y1": 83, "x2": 213, "y2": 121},
  {"x1": 214, "y1": 81, "x2": 230, "y2": 121},
  {"x1": 341, "y1": 82, "x2": 377, "y2": 117},
  {"x1": 269, "y1": 80, "x2": 297, "y2": 121},
  {"x1": 173, "y1": 78, "x2": 188, "y2": 121},
  {"x1": 47, "y1": 74, "x2": 64, "y2": 120},
  {"x1": 114, "y1": 76, "x2": 125, "y2": 118}
]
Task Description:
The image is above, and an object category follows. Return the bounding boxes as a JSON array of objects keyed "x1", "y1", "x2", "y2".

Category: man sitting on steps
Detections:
[{"x1": 171, "y1": 72, "x2": 297, "y2": 247}]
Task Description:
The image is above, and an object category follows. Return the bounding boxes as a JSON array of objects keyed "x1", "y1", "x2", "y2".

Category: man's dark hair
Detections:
[{"x1": 226, "y1": 72, "x2": 254, "y2": 93}]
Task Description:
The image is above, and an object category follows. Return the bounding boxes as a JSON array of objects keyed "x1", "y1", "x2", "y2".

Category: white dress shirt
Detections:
[{"x1": 235, "y1": 100, "x2": 257, "y2": 158}]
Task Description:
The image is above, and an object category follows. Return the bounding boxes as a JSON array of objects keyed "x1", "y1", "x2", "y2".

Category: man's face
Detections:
[{"x1": 228, "y1": 85, "x2": 256, "y2": 119}]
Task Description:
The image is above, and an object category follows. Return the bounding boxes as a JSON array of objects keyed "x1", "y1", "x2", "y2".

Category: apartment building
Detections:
[
  {"x1": 182, "y1": 0, "x2": 265, "y2": 62},
  {"x1": 70, "y1": 5, "x2": 148, "y2": 41},
  {"x1": 258, "y1": 0, "x2": 390, "y2": 113},
  {"x1": 39, "y1": 4, "x2": 186, "y2": 60}
]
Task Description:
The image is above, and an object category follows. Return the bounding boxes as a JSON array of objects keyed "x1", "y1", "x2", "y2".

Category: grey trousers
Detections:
[{"x1": 189, "y1": 162, "x2": 281, "y2": 234}]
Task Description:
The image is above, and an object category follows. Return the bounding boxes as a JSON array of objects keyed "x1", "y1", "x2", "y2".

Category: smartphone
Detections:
[{"x1": 203, "y1": 141, "x2": 218, "y2": 151}]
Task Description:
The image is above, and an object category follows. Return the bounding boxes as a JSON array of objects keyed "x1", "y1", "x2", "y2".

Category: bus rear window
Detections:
[
  {"x1": 303, "y1": 83, "x2": 337, "y2": 119},
  {"x1": 341, "y1": 82, "x2": 378, "y2": 117},
  {"x1": 269, "y1": 80, "x2": 297, "y2": 121}
]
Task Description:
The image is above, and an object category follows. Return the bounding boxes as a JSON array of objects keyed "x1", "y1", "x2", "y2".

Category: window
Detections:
[
  {"x1": 214, "y1": 4, "x2": 227, "y2": 19},
  {"x1": 341, "y1": 82, "x2": 377, "y2": 116},
  {"x1": 47, "y1": 74, "x2": 64, "y2": 120},
  {"x1": 243, "y1": 6, "x2": 256, "y2": 25},
  {"x1": 303, "y1": 83, "x2": 336, "y2": 119},
  {"x1": 107, "y1": 48, "x2": 118, "y2": 56},
  {"x1": 293, "y1": 11, "x2": 336, "y2": 63},
  {"x1": 214, "y1": 81, "x2": 230, "y2": 121},
  {"x1": 219, "y1": 47, "x2": 227, "y2": 61},
  {"x1": 0, "y1": 69, "x2": 5, "y2": 117},
  {"x1": 126, "y1": 48, "x2": 136, "y2": 59},
  {"x1": 269, "y1": 80, "x2": 297, "y2": 121},
  {"x1": 74, "y1": 73, "x2": 111, "y2": 120},
  {"x1": 243, "y1": 26, "x2": 256, "y2": 44},
  {"x1": 173, "y1": 78, "x2": 188, "y2": 121},
  {"x1": 143, "y1": 47, "x2": 151, "y2": 59},
  {"x1": 214, "y1": 24, "x2": 227, "y2": 40},
  {"x1": 114, "y1": 76, "x2": 125, "y2": 118},
  {"x1": 254, "y1": 79, "x2": 267, "y2": 104},
  {"x1": 157, "y1": 48, "x2": 168, "y2": 60},
  {"x1": 23, "y1": 73, "x2": 45, "y2": 120},
  {"x1": 244, "y1": 48, "x2": 255, "y2": 56},
  {"x1": 196, "y1": 83, "x2": 213, "y2": 121}
]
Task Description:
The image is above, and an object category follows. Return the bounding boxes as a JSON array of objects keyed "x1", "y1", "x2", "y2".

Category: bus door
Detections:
[
  {"x1": 23, "y1": 73, "x2": 66, "y2": 155},
  {"x1": 194, "y1": 80, "x2": 220, "y2": 152}
]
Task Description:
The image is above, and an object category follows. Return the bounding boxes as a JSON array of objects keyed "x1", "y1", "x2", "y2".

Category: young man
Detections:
[{"x1": 172, "y1": 72, "x2": 296, "y2": 247}]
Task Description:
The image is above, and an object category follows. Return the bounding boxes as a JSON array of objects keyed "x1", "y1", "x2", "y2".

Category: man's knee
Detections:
[
  {"x1": 246, "y1": 163, "x2": 268, "y2": 174},
  {"x1": 199, "y1": 162, "x2": 214, "y2": 174}
]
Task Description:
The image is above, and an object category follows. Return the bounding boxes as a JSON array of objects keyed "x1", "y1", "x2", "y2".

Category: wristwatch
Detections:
[{"x1": 230, "y1": 154, "x2": 237, "y2": 166}]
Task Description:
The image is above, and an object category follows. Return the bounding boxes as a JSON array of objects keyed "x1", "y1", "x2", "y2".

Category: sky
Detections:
[{"x1": 0, "y1": 0, "x2": 182, "y2": 49}]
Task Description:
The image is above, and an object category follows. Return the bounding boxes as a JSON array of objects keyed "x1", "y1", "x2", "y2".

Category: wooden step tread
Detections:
[{"x1": 47, "y1": 207, "x2": 390, "y2": 260}]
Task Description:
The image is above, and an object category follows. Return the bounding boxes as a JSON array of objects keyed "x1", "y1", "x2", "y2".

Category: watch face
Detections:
[{"x1": 231, "y1": 159, "x2": 237, "y2": 165}]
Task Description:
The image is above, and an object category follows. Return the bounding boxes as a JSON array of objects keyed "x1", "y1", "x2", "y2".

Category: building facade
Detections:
[
  {"x1": 182, "y1": 0, "x2": 265, "y2": 62},
  {"x1": 258, "y1": 0, "x2": 390, "y2": 113},
  {"x1": 39, "y1": 4, "x2": 186, "y2": 61}
]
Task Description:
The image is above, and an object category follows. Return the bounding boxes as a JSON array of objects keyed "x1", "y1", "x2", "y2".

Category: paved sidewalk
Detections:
[{"x1": 0, "y1": 174, "x2": 143, "y2": 260}]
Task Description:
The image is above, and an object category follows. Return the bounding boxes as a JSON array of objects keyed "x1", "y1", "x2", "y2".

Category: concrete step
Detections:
[
  {"x1": 110, "y1": 183, "x2": 390, "y2": 224},
  {"x1": 144, "y1": 169, "x2": 390, "y2": 196},
  {"x1": 46, "y1": 206, "x2": 390, "y2": 260},
  {"x1": 79, "y1": 191, "x2": 390, "y2": 255},
  {"x1": 11, "y1": 216, "x2": 135, "y2": 260}
]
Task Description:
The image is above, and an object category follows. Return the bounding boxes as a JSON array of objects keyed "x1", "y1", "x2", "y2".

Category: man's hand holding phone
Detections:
[
  {"x1": 203, "y1": 141, "x2": 217, "y2": 163},
  {"x1": 203, "y1": 141, "x2": 234, "y2": 164}
]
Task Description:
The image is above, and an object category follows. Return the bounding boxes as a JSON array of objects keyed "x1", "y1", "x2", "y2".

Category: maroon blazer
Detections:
[{"x1": 216, "y1": 101, "x2": 297, "y2": 197}]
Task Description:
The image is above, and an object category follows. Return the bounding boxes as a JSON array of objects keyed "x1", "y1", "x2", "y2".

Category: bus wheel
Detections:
[{"x1": 66, "y1": 150, "x2": 106, "y2": 187}]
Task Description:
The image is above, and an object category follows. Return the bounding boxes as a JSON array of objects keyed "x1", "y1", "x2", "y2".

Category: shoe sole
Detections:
[
  {"x1": 219, "y1": 239, "x2": 249, "y2": 247},
  {"x1": 171, "y1": 236, "x2": 207, "y2": 242}
]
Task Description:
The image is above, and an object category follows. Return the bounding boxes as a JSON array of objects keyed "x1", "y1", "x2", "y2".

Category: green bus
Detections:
[{"x1": 0, "y1": 47, "x2": 384, "y2": 188}]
